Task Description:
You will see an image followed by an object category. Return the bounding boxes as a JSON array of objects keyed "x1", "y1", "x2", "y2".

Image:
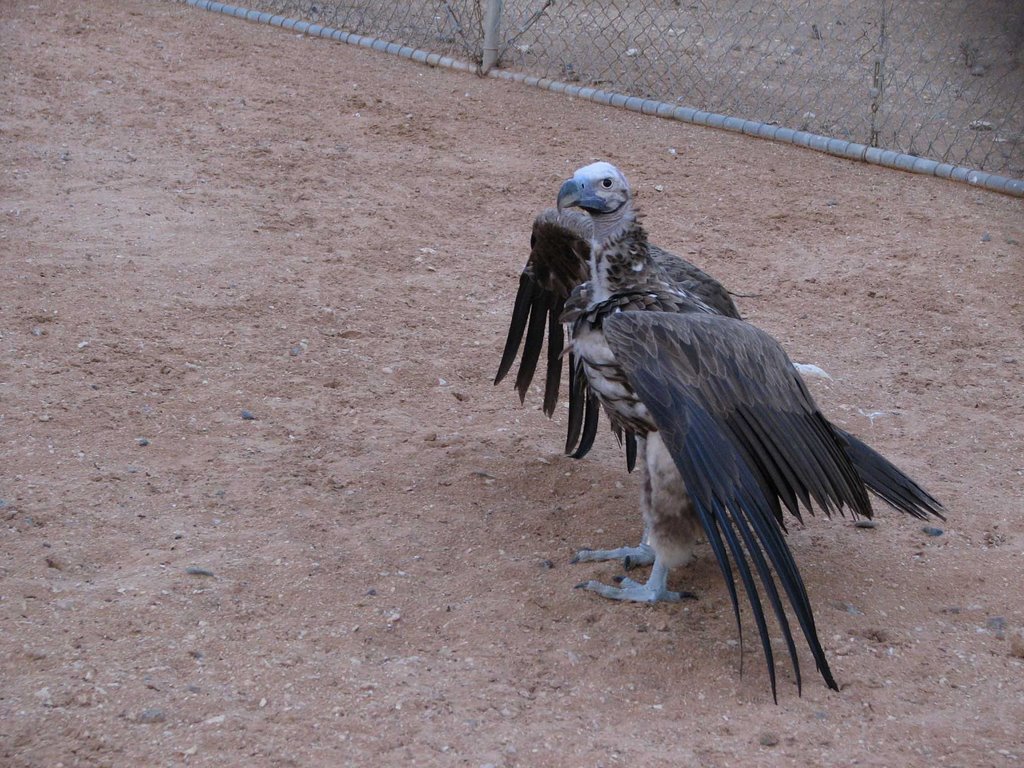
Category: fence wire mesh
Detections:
[
  {"x1": 254, "y1": 1, "x2": 485, "y2": 60},
  {"x1": 231, "y1": 0, "x2": 1024, "y2": 179}
]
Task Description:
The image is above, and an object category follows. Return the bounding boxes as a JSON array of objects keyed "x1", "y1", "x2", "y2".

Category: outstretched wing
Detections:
[
  {"x1": 493, "y1": 208, "x2": 620, "y2": 463},
  {"x1": 604, "y1": 311, "x2": 874, "y2": 697},
  {"x1": 494, "y1": 208, "x2": 591, "y2": 416}
]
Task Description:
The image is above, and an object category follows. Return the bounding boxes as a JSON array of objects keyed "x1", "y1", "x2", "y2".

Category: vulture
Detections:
[
  {"x1": 496, "y1": 161, "x2": 946, "y2": 697},
  {"x1": 495, "y1": 170, "x2": 740, "y2": 470}
]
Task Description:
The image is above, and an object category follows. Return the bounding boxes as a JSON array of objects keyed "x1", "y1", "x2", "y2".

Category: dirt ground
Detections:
[{"x1": 2, "y1": 1, "x2": 1023, "y2": 766}]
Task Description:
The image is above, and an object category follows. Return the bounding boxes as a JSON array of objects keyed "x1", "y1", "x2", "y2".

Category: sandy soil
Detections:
[{"x1": 2, "y1": 2, "x2": 1023, "y2": 766}]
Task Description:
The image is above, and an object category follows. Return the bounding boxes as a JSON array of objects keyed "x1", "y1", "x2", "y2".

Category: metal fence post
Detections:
[
  {"x1": 481, "y1": 0, "x2": 503, "y2": 73},
  {"x1": 869, "y1": 0, "x2": 889, "y2": 149}
]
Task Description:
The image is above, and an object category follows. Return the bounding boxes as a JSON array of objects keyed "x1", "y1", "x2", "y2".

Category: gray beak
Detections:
[{"x1": 556, "y1": 177, "x2": 583, "y2": 212}]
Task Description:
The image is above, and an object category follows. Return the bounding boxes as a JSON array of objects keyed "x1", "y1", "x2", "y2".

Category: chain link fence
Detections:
[{"x1": 209, "y1": 0, "x2": 1024, "y2": 181}]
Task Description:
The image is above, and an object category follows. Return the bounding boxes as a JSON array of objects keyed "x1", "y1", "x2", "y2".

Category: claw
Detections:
[
  {"x1": 623, "y1": 551, "x2": 653, "y2": 570},
  {"x1": 570, "y1": 548, "x2": 594, "y2": 565}
]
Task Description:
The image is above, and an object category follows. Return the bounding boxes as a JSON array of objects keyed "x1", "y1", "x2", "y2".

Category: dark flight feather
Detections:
[
  {"x1": 494, "y1": 209, "x2": 591, "y2": 416},
  {"x1": 831, "y1": 427, "x2": 946, "y2": 520},
  {"x1": 603, "y1": 311, "x2": 863, "y2": 695},
  {"x1": 494, "y1": 272, "x2": 535, "y2": 389}
]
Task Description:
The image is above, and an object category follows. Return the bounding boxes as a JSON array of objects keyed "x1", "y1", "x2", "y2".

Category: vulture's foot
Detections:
[
  {"x1": 574, "y1": 561, "x2": 695, "y2": 604},
  {"x1": 574, "y1": 577, "x2": 694, "y2": 603},
  {"x1": 570, "y1": 543, "x2": 655, "y2": 570}
]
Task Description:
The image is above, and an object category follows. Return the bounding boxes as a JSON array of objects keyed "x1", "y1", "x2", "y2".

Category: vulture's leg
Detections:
[
  {"x1": 570, "y1": 434, "x2": 653, "y2": 569},
  {"x1": 575, "y1": 432, "x2": 700, "y2": 603}
]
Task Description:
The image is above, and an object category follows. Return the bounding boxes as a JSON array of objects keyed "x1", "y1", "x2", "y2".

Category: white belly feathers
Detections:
[{"x1": 570, "y1": 322, "x2": 652, "y2": 428}]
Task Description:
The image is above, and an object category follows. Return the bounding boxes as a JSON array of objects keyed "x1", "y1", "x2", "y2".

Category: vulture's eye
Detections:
[{"x1": 601, "y1": 178, "x2": 613, "y2": 188}]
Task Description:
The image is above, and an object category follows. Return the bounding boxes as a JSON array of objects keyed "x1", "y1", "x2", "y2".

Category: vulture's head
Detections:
[{"x1": 556, "y1": 162, "x2": 631, "y2": 216}]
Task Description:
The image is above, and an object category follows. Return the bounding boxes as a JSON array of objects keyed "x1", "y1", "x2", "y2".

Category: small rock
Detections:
[
  {"x1": 759, "y1": 732, "x2": 780, "y2": 747},
  {"x1": 981, "y1": 232, "x2": 992, "y2": 242},
  {"x1": 185, "y1": 566, "x2": 215, "y2": 577},
  {"x1": 137, "y1": 708, "x2": 166, "y2": 724},
  {"x1": 922, "y1": 526, "x2": 944, "y2": 537},
  {"x1": 38, "y1": 414, "x2": 52, "y2": 423},
  {"x1": 136, "y1": 437, "x2": 150, "y2": 447},
  {"x1": 834, "y1": 601, "x2": 864, "y2": 615},
  {"x1": 240, "y1": 410, "x2": 256, "y2": 420},
  {"x1": 31, "y1": 326, "x2": 44, "y2": 337},
  {"x1": 986, "y1": 617, "x2": 1007, "y2": 639},
  {"x1": 45, "y1": 555, "x2": 65, "y2": 571},
  {"x1": 1009, "y1": 631, "x2": 1024, "y2": 659},
  {"x1": 204, "y1": 714, "x2": 225, "y2": 725},
  {"x1": 539, "y1": 559, "x2": 554, "y2": 570},
  {"x1": 365, "y1": 588, "x2": 377, "y2": 596},
  {"x1": 854, "y1": 520, "x2": 877, "y2": 529}
]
